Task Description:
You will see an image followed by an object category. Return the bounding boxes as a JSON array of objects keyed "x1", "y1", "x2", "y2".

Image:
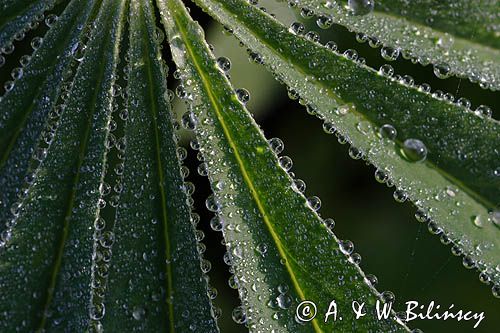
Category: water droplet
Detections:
[
  {"x1": 322, "y1": 121, "x2": 336, "y2": 134},
  {"x1": 216, "y1": 57, "x2": 231, "y2": 72},
  {"x1": 307, "y1": 196, "x2": 321, "y2": 211},
  {"x1": 472, "y1": 215, "x2": 485, "y2": 228},
  {"x1": 462, "y1": 256, "x2": 476, "y2": 269},
  {"x1": 325, "y1": 41, "x2": 338, "y2": 51},
  {"x1": 256, "y1": 243, "x2": 267, "y2": 256},
  {"x1": 132, "y1": 306, "x2": 145, "y2": 320},
  {"x1": 232, "y1": 306, "x2": 247, "y2": 324},
  {"x1": 379, "y1": 64, "x2": 394, "y2": 77},
  {"x1": 276, "y1": 293, "x2": 292, "y2": 309},
  {"x1": 348, "y1": 0, "x2": 375, "y2": 16},
  {"x1": 205, "y1": 194, "x2": 221, "y2": 212},
  {"x1": 31, "y1": 37, "x2": 43, "y2": 50},
  {"x1": 433, "y1": 63, "x2": 451, "y2": 79},
  {"x1": 316, "y1": 15, "x2": 333, "y2": 29},
  {"x1": 415, "y1": 209, "x2": 430, "y2": 223},
  {"x1": 235, "y1": 88, "x2": 250, "y2": 104},
  {"x1": 348, "y1": 146, "x2": 363, "y2": 159},
  {"x1": 381, "y1": 291, "x2": 395, "y2": 303},
  {"x1": 323, "y1": 218, "x2": 335, "y2": 231},
  {"x1": 181, "y1": 111, "x2": 197, "y2": 130},
  {"x1": 401, "y1": 139, "x2": 427, "y2": 162},
  {"x1": 292, "y1": 179, "x2": 306, "y2": 193},
  {"x1": 289, "y1": 22, "x2": 305, "y2": 35},
  {"x1": 268, "y1": 137, "x2": 284, "y2": 154},
  {"x1": 300, "y1": 7, "x2": 314, "y2": 19},
  {"x1": 474, "y1": 105, "x2": 492, "y2": 118},
  {"x1": 305, "y1": 31, "x2": 320, "y2": 43},
  {"x1": 380, "y1": 46, "x2": 399, "y2": 61},
  {"x1": 490, "y1": 210, "x2": 500, "y2": 229},
  {"x1": 45, "y1": 14, "x2": 58, "y2": 27},
  {"x1": 339, "y1": 240, "x2": 354, "y2": 254},
  {"x1": 278, "y1": 156, "x2": 293, "y2": 171},
  {"x1": 393, "y1": 190, "x2": 408, "y2": 203},
  {"x1": 492, "y1": 285, "x2": 500, "y2": 298},
  {"x1": 378, "y1": 124, "x2": 397, "y2": 140}
]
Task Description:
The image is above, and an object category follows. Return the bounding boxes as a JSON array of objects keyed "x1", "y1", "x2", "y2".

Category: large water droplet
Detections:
[
  {"x1": 348, "y1": 0, "x2": 375, "y2": 16},
  {"x1": 232, "y1": 306, "x2": 247, "y2": 324},
  {"x1": 401, "y1": 139, "x2": 427, "y2": 162},
  {"x1": 216, "y1": 57, "x2": 231, "y2": 72}
]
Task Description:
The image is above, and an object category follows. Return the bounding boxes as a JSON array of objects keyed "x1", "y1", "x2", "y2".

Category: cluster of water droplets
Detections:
[
  {"x1": 88, "y1": 61, "x2": 129, "y2": 331},
  {"x1": 1, "y1": 11, "x2": 62, "y2": 98},
  {"x1": 285, "y1": 3, "x2": 499, "y2": 116},
  {"x1": 249, "y1": 0, "x2": 500, "y2": 299},
  {"x1": 0, "y1": 29, "x2": 88, "y2": 250},
  {"x1": 288, "y1": 0, "x2": 499, "y2": 90}
]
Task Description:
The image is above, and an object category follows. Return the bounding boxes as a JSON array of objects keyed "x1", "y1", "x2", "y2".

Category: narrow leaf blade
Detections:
[{"x1": 159, "y1": 0, "x2": 410, "y2": 331}]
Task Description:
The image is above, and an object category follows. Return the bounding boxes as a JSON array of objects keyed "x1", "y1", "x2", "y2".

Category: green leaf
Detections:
[
  {"x1": 0, "y1": 0, "x2": 99, "y2": 227},
  {"x1": 193, "y1": 0, "x2": 500, "y2": 288},
  {"x1": 0, "y1": 0, "x2": 58, "y2": 48},
  {"x1": 99, "y1": 0, "x2": 219, "y2": 331},
  {"x1": 295, "y1": 0, "x2": 500, "y2": 90},
  {"x1": 159, "y1": 0, "x2": 410, "y2": 331},
  {"x1": 0, "y1": 0, "x2": 127, "y2": 330}
]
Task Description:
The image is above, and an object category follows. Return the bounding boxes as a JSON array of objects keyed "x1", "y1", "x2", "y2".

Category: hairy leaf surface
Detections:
[{"x1": 99, "y1": 0, "x2": 219, "y2": 331}]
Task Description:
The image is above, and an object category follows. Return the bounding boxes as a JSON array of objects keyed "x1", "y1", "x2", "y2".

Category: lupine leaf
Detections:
[
  {"x1": 295, "y1": 0, "x2": 500, "y2": 90},
  {"x1": 0, "y1": 0, "x2": 127, "y2": 330},
  {"x1": 98, "y1": 0, "x2": 219, "y2": 331},
  {"x1": 158, "y1": 0, "x2": 410, "y2": 331},
  {"x1": 193, "y1": 0, "x2": 500, "y2": 288}
]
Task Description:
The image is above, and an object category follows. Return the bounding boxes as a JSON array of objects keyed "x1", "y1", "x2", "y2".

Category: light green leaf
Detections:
[
  {"x1": 159, "y1": 0, "x2": 410, "y2": 331},
  {"x1": 0, "y1": 0, "x2": 127, "y2": 330},
  {"x1": 295, "y1": 0, "x2": 500, "y2": 90},
  {"x1": 99, "y1": 0, "x2": 219, "y2": 331},
  {"x1": 193, "y1": 0, "x2": 500, "y2": 289},
  {"x1": 0, "y1": 0, "x2": 99, "y2": 228}
]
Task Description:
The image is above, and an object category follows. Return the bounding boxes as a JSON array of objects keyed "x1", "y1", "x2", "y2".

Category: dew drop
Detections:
[
  {"x1": 278, "y1": 156, "x2": 293, "y2": 171},
  {"x1": 132, "y1": 306, "x2": 145, "y2": 320},
  {"x1": 433, "y1": 63, "x2": 451, "y2": 79},
  {"x1": 316, "y1": 15, "x2": 333, "y2": 29},
  {"x1": 31, "y1": 37, "x2": 43, "y2": 50},
  {"x1": 379, "y1": 124, "x2": 397, "y2": 140},
  {"x1": 45, "y1": 14, "x2": 58, "y2": 27},
  {"x1": 339, "y1": 240, "x2": 354, "y2": 254},
  {"x1": 393, "y1": 190, "x2": 408, "y2": 203},
  {"x1": 235, "y1": 88, "x2": 250, "y2": 104},
  {"x1": 472, "y1": 215, "x2": 484, "y2": 228},
  {"x1": 289, "y1": 22, "x2": 305, "y2": 35},
  {"x1": 401, "y1": 139, "x2": 427, "y2": 162},
  {"x1": 348, "y1": 0, "x2": 375, "y2": 16},
  {"x1": 323, "y1": 218, "x2": 335, "y2": 231},
  {"x1": 232, "y1": 306, "x2": 247, "y2": 324},
  {"x1": 268, "y1": 137, "x2": 284, "y2": 154},
  {"x1": 380, "y1": 46, "x2": 399, "y2": 61},
  {"x1": 307, "y1": 196, "x2": 321, "y2": 211},
  {"x1": 379, "y1": 64, "x2": 394, "y2": 77},
  {"x1": 216, "y1": 57, "x2": 231, "y2": 72}
]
